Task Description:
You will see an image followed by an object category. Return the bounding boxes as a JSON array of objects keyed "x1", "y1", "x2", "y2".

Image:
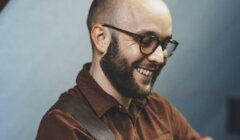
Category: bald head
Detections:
[
  {"x1": 87, "y1": 0, "x2": 120, "y2": 32},
  {"x1": 87, "y1": 0, "x2": 171, "y2": 33},
  {"x1": 124, "y1": 0, "x2": 172, "y2": 36}
]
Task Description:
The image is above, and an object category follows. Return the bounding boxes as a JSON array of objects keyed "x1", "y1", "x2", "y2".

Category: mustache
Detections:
[{"x1": 132, "y1": 58, "x2": 165, "y2": 71}]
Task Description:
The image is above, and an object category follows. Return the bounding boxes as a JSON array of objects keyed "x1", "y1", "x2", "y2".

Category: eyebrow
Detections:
[{"x1": 136, "y1": 30, "x2": 172, "y2": 41}]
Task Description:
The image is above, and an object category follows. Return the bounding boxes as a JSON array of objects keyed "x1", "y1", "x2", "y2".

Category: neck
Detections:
[{"x1": 89, "y1": 61, "x2": 132, "y2": 110}]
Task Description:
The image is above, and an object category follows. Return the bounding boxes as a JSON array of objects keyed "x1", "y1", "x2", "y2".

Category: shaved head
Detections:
[
  {"x1": 87, "y1": 0, "x2": 171, "y2": 33},
  {"x1": 87, "y1": 0, "x2": 121, "y2": 32},
  {"x1": 87, "y1": 0, "x2": 172, "y2": 51}
]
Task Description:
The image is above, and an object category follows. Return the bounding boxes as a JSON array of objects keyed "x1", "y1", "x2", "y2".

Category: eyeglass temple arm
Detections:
[{"x1": 103, "y1": 24, "x2": 141, "y2": 40}]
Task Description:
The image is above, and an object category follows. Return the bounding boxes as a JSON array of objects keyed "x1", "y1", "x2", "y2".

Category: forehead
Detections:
[{"x1": 120, "y1": 0, "x2": 172, "y2": 38}]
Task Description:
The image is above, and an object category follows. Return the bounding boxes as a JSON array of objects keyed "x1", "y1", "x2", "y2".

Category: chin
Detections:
[
  {"x1": 143, "y1": 84, "x2": 152, "y2": 93},
  {"x1": 130, "y1": 83, "x2": 152, "y2": 99}
]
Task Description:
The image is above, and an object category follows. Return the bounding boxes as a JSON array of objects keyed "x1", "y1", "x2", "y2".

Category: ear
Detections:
[{"x1": 91, "y1": 24, "x2": 111, "y2": 54}]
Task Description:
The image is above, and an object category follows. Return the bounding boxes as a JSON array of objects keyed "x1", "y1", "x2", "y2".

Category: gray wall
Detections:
[{"x1": 0, "y1": 0, "x2": 239, "y2": 140}]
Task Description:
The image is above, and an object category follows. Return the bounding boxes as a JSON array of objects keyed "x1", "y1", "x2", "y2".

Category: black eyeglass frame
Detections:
[{"x1": 103, "y1": 24, "x2": 179, "y2": 57}]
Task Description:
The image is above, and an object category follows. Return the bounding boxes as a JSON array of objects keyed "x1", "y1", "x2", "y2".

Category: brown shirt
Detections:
[{"x1": 36, "y1": 63, "x2": 200, "y2": 140}]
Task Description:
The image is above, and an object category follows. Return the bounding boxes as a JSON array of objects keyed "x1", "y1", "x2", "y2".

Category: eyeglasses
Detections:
[{"x1": 103, "y1": 24, "x2": 179, "y2": 57}]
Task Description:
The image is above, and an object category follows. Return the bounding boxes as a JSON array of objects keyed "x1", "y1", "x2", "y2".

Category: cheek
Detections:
[
  {"x1": 118, "y1": 35, "x2": 143, "y2": 62},
  {"x1": 120, "y1": 42, "x2": 142, "y2": 59},
  {"x1": 123, "y1": 44, "x2": 143, "y2": 63}
]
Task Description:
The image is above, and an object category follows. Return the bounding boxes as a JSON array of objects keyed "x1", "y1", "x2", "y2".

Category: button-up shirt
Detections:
[{"x1": 36, "y1": 63, "x2": 200, "y2": 140}]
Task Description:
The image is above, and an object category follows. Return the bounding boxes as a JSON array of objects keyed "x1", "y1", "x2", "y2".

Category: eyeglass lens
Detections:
[
  {"x1": 140, "y1": 36, "x2": 158, "y2": 54},
  {"x1": 140, "y1": 36, "x2": 176, "y2": 57}
]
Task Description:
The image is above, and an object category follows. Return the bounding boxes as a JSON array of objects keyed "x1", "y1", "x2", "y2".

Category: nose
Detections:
[{"x1": 147, "y1": 46, "x2": 165, "y2": 65}]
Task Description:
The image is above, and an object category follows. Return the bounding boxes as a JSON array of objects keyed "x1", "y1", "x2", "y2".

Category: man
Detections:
[{"x1": 36, "y1": 0, "x2": 212, "y2": 140}]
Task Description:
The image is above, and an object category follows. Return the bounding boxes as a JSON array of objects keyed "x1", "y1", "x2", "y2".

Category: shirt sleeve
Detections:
[
  {"x1": 169, "y1": 104, "x2": 201, "y2": 140},
  {"x1": 35, "y1": 109, "x2": 94, "y2": 140}
]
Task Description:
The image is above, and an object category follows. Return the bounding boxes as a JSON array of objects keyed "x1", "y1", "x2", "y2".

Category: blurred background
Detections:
[{"x1": 0, "y1": 0, "x2": 239, "y2": 140}]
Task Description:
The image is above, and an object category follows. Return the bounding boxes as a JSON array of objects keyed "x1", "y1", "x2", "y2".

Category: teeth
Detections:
[
  {"x1": 146, "y1": 71, "x2": 149, "y2": 75},
  {"x1": 137, "y1": 68, "x2": 153, "y2": 76}
]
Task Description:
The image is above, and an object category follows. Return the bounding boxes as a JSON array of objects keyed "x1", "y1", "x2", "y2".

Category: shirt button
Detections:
[{"x1": 117, "y1": 105, "x2": 123, "y2": 109}]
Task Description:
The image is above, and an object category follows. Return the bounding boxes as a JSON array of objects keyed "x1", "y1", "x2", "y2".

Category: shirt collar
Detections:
[{"x1": 76, "y1": 63, "x2": 148, "y2": 118}]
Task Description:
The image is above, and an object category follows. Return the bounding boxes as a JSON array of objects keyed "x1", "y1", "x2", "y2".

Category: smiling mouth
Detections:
[{"x1": 136, "y1": 67, "x2": 153, "y2": 77}]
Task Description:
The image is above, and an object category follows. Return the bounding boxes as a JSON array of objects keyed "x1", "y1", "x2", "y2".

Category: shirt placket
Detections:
[{"x1": 117, "y1": 103, "x2": 145, "y2": 140}]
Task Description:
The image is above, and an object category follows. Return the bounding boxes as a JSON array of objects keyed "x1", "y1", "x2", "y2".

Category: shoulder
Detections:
[
  {"x1": 36, "y1": 87, "x2": 91, "y2": 140},
  {"x1": 38, "y1": 86, "x2": 86, "y2": 130},
  {"x1": 36, "y1": 105, "x2": 94, "y2": 140},
  {"x1": 36, "y1": 109, "x2": 85, "y2": 140},
  {"x1": 41, "y1": 109, "x2": 83, "y2": 128}
]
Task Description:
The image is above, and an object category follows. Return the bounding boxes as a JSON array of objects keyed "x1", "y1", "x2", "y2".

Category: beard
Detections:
[{"x1": 100, "y1": 34, "x2": 162, "y2": 99}]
